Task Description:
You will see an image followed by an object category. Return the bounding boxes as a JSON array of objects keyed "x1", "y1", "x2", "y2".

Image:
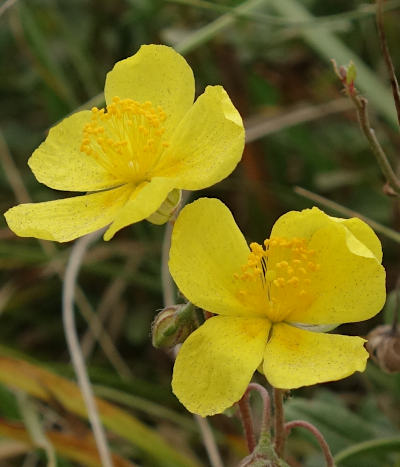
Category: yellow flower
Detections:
[
  {"x1": 4, "y1": 45, "x2": 244, "y2": 242},
  {"x1": 169, "y1": 198, "x2": 386, "y2": 416}
]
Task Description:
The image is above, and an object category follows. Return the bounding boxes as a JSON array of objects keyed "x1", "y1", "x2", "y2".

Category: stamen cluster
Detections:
[
  {"x1": 236, "y1": 237, "x2": 320, "y2": 321},
  {"x1": 80, "y1": 97, "x2": 169, "y2": 183}
]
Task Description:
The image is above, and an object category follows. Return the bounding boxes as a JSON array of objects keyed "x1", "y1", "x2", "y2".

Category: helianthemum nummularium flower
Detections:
[
  {"x1": 5, "y1": 45, "x2": 244, "y2": 242},
  {"x1": 169, "y1": 198, "x2": 386, "y2": 417}
]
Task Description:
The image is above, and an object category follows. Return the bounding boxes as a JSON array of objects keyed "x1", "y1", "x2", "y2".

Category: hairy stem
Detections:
[
  {"x1": 273, "y1": 388, "x2": 286, "y2": 458},
  {"x1": 247, "y1": 383, "x2": 271, "y2": 432},
  {"x1": 62, "y1": 229, "x2": 113, "y2": 467},
  {"x1": 285, "y1": 420, "x2": 335, "y2": 467},
  {"x1": 238, "y1": 393, "x2": 256, "y2": 453}
]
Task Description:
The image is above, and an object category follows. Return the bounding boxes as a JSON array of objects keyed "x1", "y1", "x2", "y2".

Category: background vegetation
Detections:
[{"x1": 0, "y1": 0, "x2": 399, "y2": 465}]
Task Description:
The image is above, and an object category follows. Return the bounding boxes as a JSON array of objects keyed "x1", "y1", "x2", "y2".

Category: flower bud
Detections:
[
  {"x1": 147, "y1": 189, "x2": 182, "y2": 225},
  {"x1": 239, "y1": 431, "x2": 289, "y2": 467},
  {"x1": 151, "y1": 302, "x2": 196, "y2": 349},
  {"x1": 366, "y1": 324, "x2": 400, "y2": 373}
]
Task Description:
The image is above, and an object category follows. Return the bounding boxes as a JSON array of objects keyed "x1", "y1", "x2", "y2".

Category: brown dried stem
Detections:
[
  {"x1": 376, "y1": 0, "x2": 400, "y2": 128},
  {"x1": 350, "y1": 93, "x2": 400, "y2": 195}
]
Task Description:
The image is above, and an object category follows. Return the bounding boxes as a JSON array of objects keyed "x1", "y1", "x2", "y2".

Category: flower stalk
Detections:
[
  {"x1": 285, "y1": 420, "x2": 335, "y2": 467},
  {"x1": 273, "y1": 388, "x2": 286, "y2": 458},
  {"x1": 238, "y1": 392, "x2": 257, "y2": 453}
]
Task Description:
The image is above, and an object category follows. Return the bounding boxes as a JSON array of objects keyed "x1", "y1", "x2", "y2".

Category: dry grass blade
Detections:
[
  {"x1": 0, "y1": 355, "x2": 201, "y2": 467},
  {"x1": 0, "y1": 419, "x2": 135, "y2": 467}
]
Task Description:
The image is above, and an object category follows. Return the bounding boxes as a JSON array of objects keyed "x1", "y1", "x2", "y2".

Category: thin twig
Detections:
[
  {"x1": 238, "y1": 394, "x2": 256, "y2": 453},
  {"x1": 245, "y1": 98, "x2": 352, "y2": 143},
  {"x1": 294, "y1": 186, "x2": 400, "y2": 243},
  {"x1": 376, "y1": 0, "x2": 400, "y2": 128},
  {"x1": 75, "y1": 294, "x2": 134, "y2": 381},
  {"x1": 332, "y1": 60, "x2": 400, "y2": 195},
  {"x1": 350, "y1": 94, "x2": 400, "y2": 195},
  {"x1": 62, "y1": 229, "x2": 113, "y2": 467},
  {"x1": 273, "y1": 388, "x2": 286, "y2": 458},
  {"x1": 0, "y1": 0, "x2": 18, "y2": 18},
  {"x1": 81, "y1": 256, "x2": 140, "y2": 359},
  {"x1": 285, "y1": 420, "x2": 335, "y2": 467}
]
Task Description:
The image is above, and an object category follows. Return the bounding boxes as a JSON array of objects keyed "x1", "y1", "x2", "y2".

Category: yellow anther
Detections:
[
  {"x1": 287, "y1": 276, "x2": 299, "y2": 286},
  {"x1": 293, "y1": 259, "x2": 302, "y2": 265},
  {"x1": 299, "y1": 290, "x2": 307, "y2": 297},
  {"x1": 80, "y1": 97, "x2": 169, "y2": 181},
  {"x1": 299, "y1": 267, "x2": 307, "y2": 275},
  {"x1": 250, "y1": 242, "x2": 264, "y2": 253}
]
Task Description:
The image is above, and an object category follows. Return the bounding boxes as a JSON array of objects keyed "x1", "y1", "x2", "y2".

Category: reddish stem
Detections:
[
  {"x1": 238, "y1": 383, "x2": 272, "y2": 454},
  {"x1": 273, "y1": 388, "x2": 286, "y2": 458},
  {"x1": 238, "y1": 395, "x2": 256, "y2": 453},
  {"x1": 285, "y1": 420, "x2": 335, "y2": 467},
  {"x1": 247, "y1": 383, "x2": 271, "y2": 432}
]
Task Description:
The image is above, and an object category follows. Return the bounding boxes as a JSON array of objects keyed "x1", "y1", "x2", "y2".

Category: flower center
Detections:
[
  {"x1": 236, "y1": 237, "x2": 320, "y2": 322},
  {"x1": 80, "y1": 97, "x2": 170, "y2": 183}
]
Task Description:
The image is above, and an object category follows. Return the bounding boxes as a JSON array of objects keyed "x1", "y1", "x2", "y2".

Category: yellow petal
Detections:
[
  {"x1": 104, "y1": 178, "x2": 174, "y2": 240},
  {"x1": 155, "y1": 86, "x2": 244, "y2": 190},
  {"x1": 104, "y1": 45, "x2": 194, "y2": 134},
  {"x1": 29, "y1": 111, "x2": 119, "y2": 191},
  {"x1": 270, "y1": 207, "x2": 330, "y2": 241},
  {"x1": 169, "y1": 198, "x2": 257, "y2": 317},
  {"x1": 286, "y1": 222, "x2": 385, "y2": 325},
  {"x1": 332, "y1": 216, "x2": 382, "y2": 261},
  {"x1": 173, "y1": 315, "x2": 270, "y2": 416},
  {"x1": 263, "y1": 323, "x2": 368, "y2": 389},
  {"x1": 4, "y1": 185, "x2": 131, "y2": 242},
  {"x1": 271, "y1": 207, "x2": 382, "y2": 261}
]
